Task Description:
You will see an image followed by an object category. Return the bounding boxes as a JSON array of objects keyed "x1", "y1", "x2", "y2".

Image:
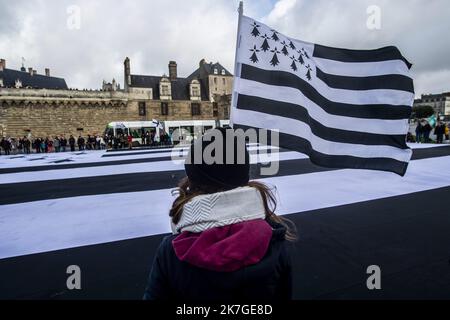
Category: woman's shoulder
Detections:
[{"x1": 156, "y1": 234, "x2": 177, "y2": 256}]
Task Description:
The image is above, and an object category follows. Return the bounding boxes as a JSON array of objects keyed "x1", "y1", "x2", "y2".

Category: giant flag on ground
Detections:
[
  {"x1": 231, "y1": 14, "x2": 415, "y2": 176},
  {"x1": 1, "y1": 144, "x2": 450, "y2": 299}
]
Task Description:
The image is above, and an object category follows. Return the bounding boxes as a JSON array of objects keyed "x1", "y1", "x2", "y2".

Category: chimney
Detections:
[
  {"x1": 33, "y1": 70, "x2": 37, "y2": 76},
  {"x1": 0, "y1": 59, "x2": 5, "y2": 71},
  {"x1": 28, "y1": 67, "x2": 33, "y2": 75},
  {"x1": 124, "y1": 57, "x2": 131, "y2": 91},
  {"x1": 45, "y1": 68, "x2": 50, "y2": 77},
  {"x1": 168, "y1": 61, "x2": 177, "y2": 80},
  {"x1": 199, "y1": 58, "x2": 206, "y2": 69}
]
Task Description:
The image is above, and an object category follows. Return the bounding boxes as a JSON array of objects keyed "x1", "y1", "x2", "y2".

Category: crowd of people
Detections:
[
  {"x1": 3, "y1": 120, "x2": 448, "y2": 156},
  {"x1": 0, "y1": 131, "x2": 174, "y2": 155},
  {"x1": 410, "y1": 119, "x2": 449, "y2": 144}
]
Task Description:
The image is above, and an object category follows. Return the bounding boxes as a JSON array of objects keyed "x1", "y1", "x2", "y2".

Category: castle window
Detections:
[
  {"x1": 139, "y1": 102, "x2": 146, "y2": 116},
  {"x1": 161, "y1": 102, "x2": 169, "y2": 116},
  {"x1": 191, "y1": 103, "x2": 201, "y2": 116},
  {"x1": 221, "y1": 70, "x2": 225, "y2": 75},
  {"x1": 161, "y1": 85, "x2": 169, "y2": 96},
  {"x1": 192, "y1": 86, "x2": 200, "y2": 97},
  {"x1": 222, "y1": 78, "x2": 226, "y2": 85},
  {"x1": 214, "y1": 68, "x2": 218, "y2": 75},
  {"x1": 214, "y1": 77, "x2": 217, "y2": 85}
]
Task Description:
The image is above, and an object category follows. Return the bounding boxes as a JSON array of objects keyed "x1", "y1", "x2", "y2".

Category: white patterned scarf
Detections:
[{"x1": 171, "y1": 186, "x2": 266, "y2": 234}]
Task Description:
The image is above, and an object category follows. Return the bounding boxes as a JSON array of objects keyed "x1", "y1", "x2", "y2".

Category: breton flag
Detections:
[{"x1": 231, "y1": 13, "x2": 415, "y2": 176}]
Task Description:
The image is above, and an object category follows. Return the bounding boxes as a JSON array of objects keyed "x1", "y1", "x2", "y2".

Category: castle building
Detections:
[
  {"x1": 123, "y1": 58, "x2": 233, "y2": 122},
  {"x1": 0, "y1": 57, "x2": 232, "y2": 138},
  {"x1": 413, "y1": 92, "x2": 450, "y2": 116}
]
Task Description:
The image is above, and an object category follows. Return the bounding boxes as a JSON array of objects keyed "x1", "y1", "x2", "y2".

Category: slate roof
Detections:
[
  {"x1": 187, "y1": 62, "x2": 233, "y2": 79},
  {"x1": 130, "y1": 74, "x2": 209, "y2": 101},
  {"x1": 0, "y1": 68, "x2": 68, "y2": 90},
  {"x1": 130, "y1": 62, "x2": 232, "y2": 101}
]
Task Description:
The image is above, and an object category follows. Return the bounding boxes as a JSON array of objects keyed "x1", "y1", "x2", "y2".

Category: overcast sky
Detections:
[{"x1": 1, "y1": 0, "x2": 449, "y2": 97}]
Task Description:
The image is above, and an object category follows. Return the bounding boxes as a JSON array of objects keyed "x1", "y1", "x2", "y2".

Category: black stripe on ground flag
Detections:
[
  {"x1": 0, "y1": 159, "x2": 334, "y2": 205},
  {"x1": 313, "y1": 44, "x2": 413, "y2": 69},
  {"x1": 237, "y1": 94, "x2": 408, "y2": 149},
  {"x1": 102, "y1": 148, "x2": 188, "y2": 157},
  {"x1": 316, "y1": 68, "x2": 414, "y2": 93},
  {"x1": 0, "y1": 149, "x2": 287, "y2": 174},
  {"x1": 240, "y1": 64, "x2": 412, "y2": 120}
]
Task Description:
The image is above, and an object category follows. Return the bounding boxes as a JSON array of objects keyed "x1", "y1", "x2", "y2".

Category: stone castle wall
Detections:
[{"x1": 0, "y1": 88, "x2": 230, "y2": 138}]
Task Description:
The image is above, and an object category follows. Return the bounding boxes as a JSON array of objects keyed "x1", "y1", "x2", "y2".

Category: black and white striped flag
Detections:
[{"x1": 231, "y1": 15, "x2": 415, "y2": 176}]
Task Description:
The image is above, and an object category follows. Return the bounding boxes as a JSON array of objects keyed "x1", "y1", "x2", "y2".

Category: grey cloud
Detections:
[{"x1": 0, "y1": 0, "x2": 449, "y2": 97}]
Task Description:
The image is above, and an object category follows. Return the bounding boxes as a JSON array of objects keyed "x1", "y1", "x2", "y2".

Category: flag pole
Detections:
[{"x1": 229, "y1": 1, "x2": 244, "y2": 129}]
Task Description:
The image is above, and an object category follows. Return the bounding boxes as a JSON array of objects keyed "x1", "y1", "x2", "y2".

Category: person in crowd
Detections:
[
  {"x1": 119, "y1": 134, "x2": 126, "y2": 149},
  {"x1": 415, "y1": 120, "x2": 423, "y2": 143},
  {"x1": 145, "y1": 131, "x2": 151, "y2": 146},
  {"x1": 40, "y1": 138, "x2": 46, "y2": 153},
  {"x1": 54, "y1": 136, "x2": 60, "y2": 152},
  {"x1": 423, "y1": 121, "x2": 432, "y2": 143},
  {"x1": 445, "y1": 123, "x2": 450, "y2": 141},
  {"x1": 104, "y1": 135, "x2": 110, "y2": 149},
  {"x1": 95, "y1": 135, "x2": 101, "y2": 150},
  {"x1": 407, "y1": 132, "x2": 415, "y2": 143},
  {"x1": 86, "y1": 135, "x2": 92, "y2": 150},
  {"x1": 69, "y1": 135, "x2": 76, "y2": 152},
  {"x1": 113, "y1": 135, "x2": 119, "y2": 150},
  {"x1": 77, "y1": 135, "x2": 85, "y2": 151},
  {"x1": 0, "y1": 137, "x2": 6, "y2": 155},
  {"x1": 60, "y1": 136, "x2": 67, "y2": 152},
  {"x1": 34, "y1": 137, "x2": 40, "y2": 153},
  {"x1": 10, "y1": 138, "x2": 17, "y2": 155},
  {"x1": 47, "y1": 137, "x2": 54, "y2": 153},
  {"x1": 143, "y1": 128, "x2": 296, "y2": 301},
  {"x1": 18, "y1": 138, "x2": 24, "y2": 154},
  {"x1": 127, "y1": 134, "x2": 133, "y2": 149},
  {"x1": 23, "y1": 137, "x2": 31, "y2": 154},
  {"x1": 90, "y1": 135, "x2": 95, "y2": 150},
  {"x1": 2, "y1": 137, "x2": 12, "y2": 155},
  {"x1": 100, "y1": 136, "x2": 106, "y2": 150},
  {"x1": 434, "y1": 121, "x2": 446, "y2": 144}
]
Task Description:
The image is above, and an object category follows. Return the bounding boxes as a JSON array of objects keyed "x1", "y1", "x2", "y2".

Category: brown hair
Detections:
[{"x1": 169, "y1": 177, "x2": 297, "y2": 241}]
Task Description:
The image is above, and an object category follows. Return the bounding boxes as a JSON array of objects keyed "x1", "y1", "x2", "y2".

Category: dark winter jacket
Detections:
[
  {"x1": 143, "y1": 219, "x2": 293, "y2": 301},
  {"x1": 435, "y1": 124, "x2": 445, "y2": 135}
]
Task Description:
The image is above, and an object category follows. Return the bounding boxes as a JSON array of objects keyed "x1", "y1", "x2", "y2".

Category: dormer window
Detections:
[
  {"x1": 221, "y1": 69, "x2": 225, "y2": 75},
  {"x1": 0, "y1": 78, "x2": 3, "y2": 87},
  {"x1": 159, "y1": 77, "x2": 172, "y2": 100},
  {"x1": 190, "y1": 79, "x2": 201, "y2": 101},
  {"x1": 214, "y1": 68, "x2": 218, "y2": 75},
  {"x1": 161, "y1": 85, "x2": 169, "y2": 96}
]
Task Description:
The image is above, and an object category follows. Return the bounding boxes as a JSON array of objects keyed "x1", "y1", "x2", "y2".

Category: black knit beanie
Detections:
[{"x1": 184, "y1": 127, "x2": 250, "y2": 191}]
